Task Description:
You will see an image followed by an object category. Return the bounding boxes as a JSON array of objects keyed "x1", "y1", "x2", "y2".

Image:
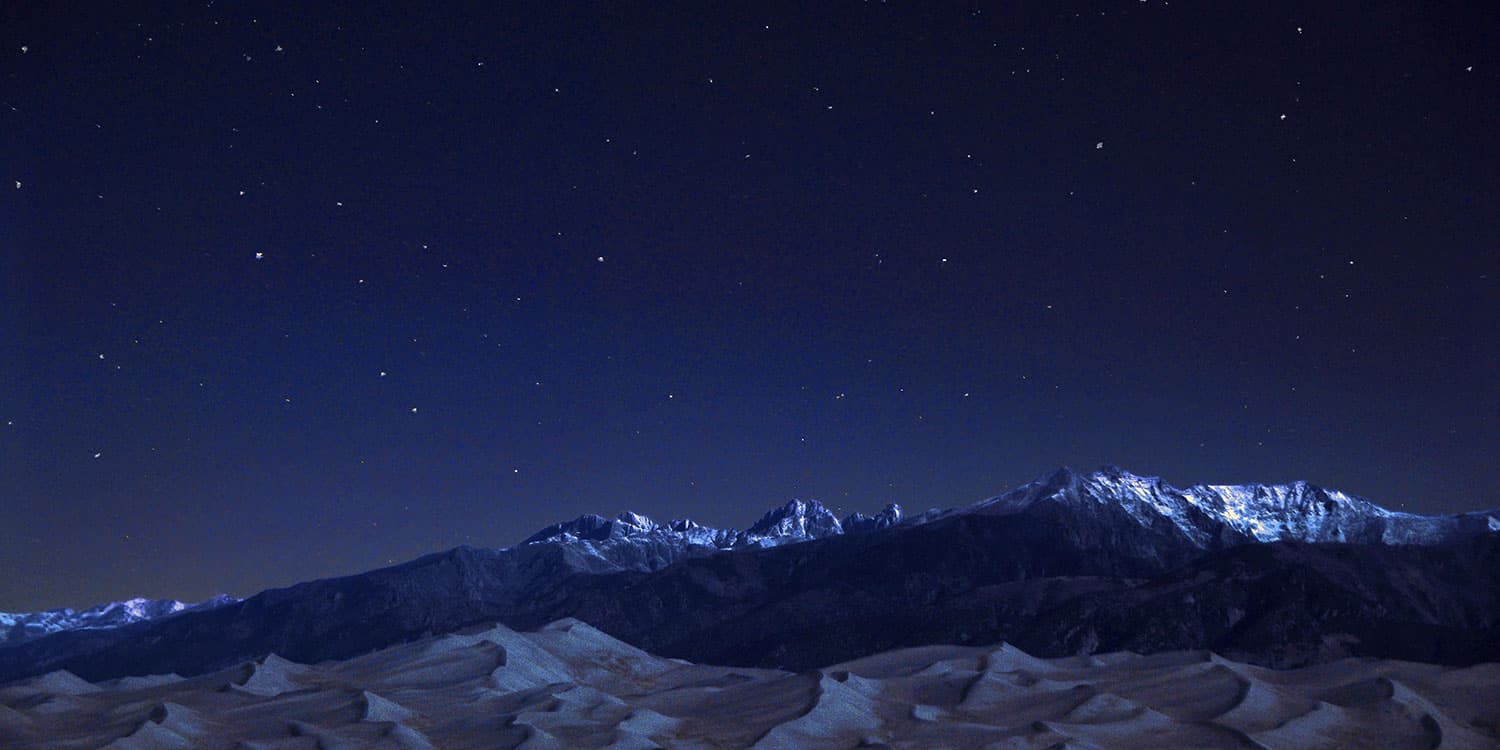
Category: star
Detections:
[{"x1": 6, "y1": 0, "x2": 1492, "y2": 622}]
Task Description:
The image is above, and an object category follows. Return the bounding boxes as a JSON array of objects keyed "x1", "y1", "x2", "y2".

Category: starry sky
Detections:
[{"x1": 3, "y1": 1, "x2": 1496, "y2": 611}]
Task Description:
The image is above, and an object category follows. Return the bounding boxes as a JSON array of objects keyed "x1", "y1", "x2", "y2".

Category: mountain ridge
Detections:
[
  {"x1": 968, "y1": 465, "x2": 1498, "y2": 548},
  {"x1": 2, "y1": 466, "x2": 1495, "y2": 684},
  {"x1": 7, "y1": 466, "x2": 1494, "y2": 647},
  {"x1": 0, "y1": 596, "x2": 238, "y2": 648}
]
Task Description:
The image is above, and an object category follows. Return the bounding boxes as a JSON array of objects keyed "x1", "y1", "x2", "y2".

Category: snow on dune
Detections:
[{"x1": 0, "y1": 621, "x2": 1495, "y2": 749}]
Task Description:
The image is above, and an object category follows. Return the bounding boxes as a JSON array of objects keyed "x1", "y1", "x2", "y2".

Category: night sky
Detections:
[{"x1": 4, "y1": 2, "x2": 1496, "y2": 611}]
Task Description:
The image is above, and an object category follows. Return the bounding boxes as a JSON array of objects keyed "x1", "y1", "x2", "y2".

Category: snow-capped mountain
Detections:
[
  {"x1": 840, "y1": 502, "x2": 904, "y2": 533},
  {"x1": 3, "y1": 466, "x2": 1495, "y2": 685},
  {"x1": 746, "y1": 498, "x2": 846, "y2": 538},
  {"x1": 517, "y1": 499, "x2": 903, "y2": 573},
  {"x1": 513, "y1": 466, "x2": 1492, "y2": 577},
  {"x1": 970, "y1": 465, "x2": 1497, "y2": 549},
  {"x1": 0, "y1": 498, "x2": 901, "y2": 651},
  {"x1": 0, "y1": 595, "x2": 238, "y2": 648}
]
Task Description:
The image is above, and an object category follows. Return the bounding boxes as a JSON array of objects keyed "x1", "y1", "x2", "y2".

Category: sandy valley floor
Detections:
[{"x1": 1, "y1": 618, "x2": 1496, "y2": 749}]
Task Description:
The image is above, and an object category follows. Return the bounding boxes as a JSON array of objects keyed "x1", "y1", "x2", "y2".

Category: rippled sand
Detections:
[{"x1": 1, "y1": 619, "x2": 1496, "y2": 749}]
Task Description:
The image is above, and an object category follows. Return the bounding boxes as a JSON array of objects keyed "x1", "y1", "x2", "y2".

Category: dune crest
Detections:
[{"x1": 0, "y1": 618, "x2": 1496, "y2": 749}]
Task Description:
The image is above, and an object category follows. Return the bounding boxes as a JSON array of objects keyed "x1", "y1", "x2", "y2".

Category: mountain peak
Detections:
[
  {"x1": 520, "y1": 514, "x2": 612, "y2": 544},
  {"x1": 0, "y1": 594, "x2": 238, "y2": 648},
  {"x1": 612, "y1": 511, "x2": 657, "y2": 533},
  {"x1": 515, "y1": 496, "x2": 905, "y2": 572},
  {"x1": 520, "y1": 511, "x2": 666, "y2": 545},
  {"x1": 843, "y1": 503, "x2": 903, "y2": 534},
  {"x1": 1091, "y1": 464, "x2": 1156, "y2": 481},
  {"x1": 747, "y1": 499, "x2": 844, "y2": 539},
  {"x1": 1044, "y1": 465, "x2": 1081, "y2": 485},
  {"x1": 1037, "y1": 465, "x2": 1158, "y2": 491},
  {"x1": 969, "y1": 465, "x2": 1477, "y2": 548}
]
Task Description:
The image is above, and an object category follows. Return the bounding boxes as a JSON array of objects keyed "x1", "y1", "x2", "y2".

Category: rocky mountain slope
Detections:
[
  {"x1": 1, "y1": 467, "x2": 1494, "y2": 685},
  {"x1": 0, "y1": 596, "x2": 237, "y2": 648}
]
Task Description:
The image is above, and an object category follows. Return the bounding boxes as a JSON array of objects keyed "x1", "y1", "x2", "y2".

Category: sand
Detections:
[{"x1": 0, "y1": 618, "x2": 1495, "y2": 749}]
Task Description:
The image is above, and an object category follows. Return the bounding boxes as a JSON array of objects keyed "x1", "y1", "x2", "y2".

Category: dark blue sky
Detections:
[{"x1": 3, "y1": 1, "x2": 1496, "y2": 611}]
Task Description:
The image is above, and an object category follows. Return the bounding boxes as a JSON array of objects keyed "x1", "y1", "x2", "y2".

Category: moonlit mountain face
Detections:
[
  {"x1": 967, "y1": 466, "x2": 1499, "y2": 548},
  {"x1": 515, "y1": 466, "x2": 1492, "y2": 576},
  {"x1": 515, "y1": 498, "x2": 898, "y2": 573},
  {"x1": 0, "y1": 596, "x2": 238, "y2": 648},
  {"x1": 3, "y1": 466, "x2": 1493, "y2": 654},
  {"x1": 3, "y1": 466, "x2": 1494, "y2": 692}
]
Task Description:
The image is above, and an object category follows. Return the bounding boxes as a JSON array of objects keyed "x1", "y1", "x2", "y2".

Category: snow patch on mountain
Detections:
[
  {"x1": 520, "y1": 466, "x2": 1495, "y2": 576},
  {"x1": 19, "y1": 467, "x2": 1483, "y2": 649},
  {"x1": 517, "y1": 498, "x2": 909, "y2": 573},
  {"x1": 843, "y1": 503, "x2": 903, "y2": 534},
  {"x1": 0, "y1": 595, "x2": 238, "y2": 648},
  {"x1": 747, "y1": 499, "x2": 844, "y2": 539},
  {"x1": 972, "y1": 465, "x2": 1495, "y2": 548}
]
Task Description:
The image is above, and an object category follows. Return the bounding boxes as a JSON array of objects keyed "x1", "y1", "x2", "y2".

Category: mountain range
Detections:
[
  {"x1": 0, "y1": 596, "x2": 238, "y2": 648},
  {"x1": 1, "y1": 466, "x2": 1496, "y2": 686}
]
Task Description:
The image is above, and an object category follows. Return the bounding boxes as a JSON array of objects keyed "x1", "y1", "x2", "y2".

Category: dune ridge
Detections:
[{"x1": 0, "y1": 618, "x2": 1495, "y2": 749}]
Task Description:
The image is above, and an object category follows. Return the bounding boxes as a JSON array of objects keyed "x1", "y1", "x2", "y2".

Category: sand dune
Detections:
[{"x1": 0, "y1": 618, "x2": 1495, "y2": 749}]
